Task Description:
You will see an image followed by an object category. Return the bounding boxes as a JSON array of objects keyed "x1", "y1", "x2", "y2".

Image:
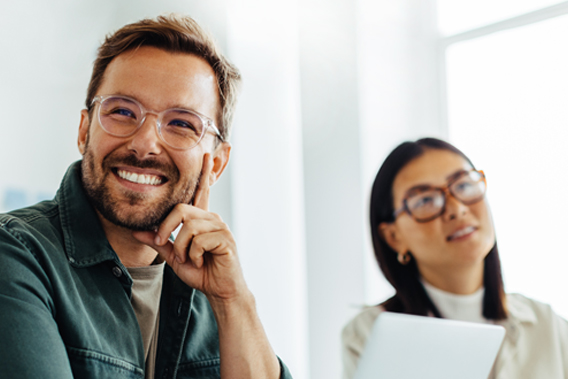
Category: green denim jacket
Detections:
[{"x1": 0, "y1": 161, "x2": 292, "y2": 379}]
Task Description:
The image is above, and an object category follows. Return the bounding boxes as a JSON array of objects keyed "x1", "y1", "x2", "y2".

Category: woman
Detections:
[{"x1": 342, "y1": 138, "x2": 568, "y2": 379}]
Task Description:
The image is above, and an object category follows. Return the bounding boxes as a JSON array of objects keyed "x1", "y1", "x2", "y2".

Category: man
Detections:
[{"x1": 0, "y1": 15, "x2": 292, "y2": 379}]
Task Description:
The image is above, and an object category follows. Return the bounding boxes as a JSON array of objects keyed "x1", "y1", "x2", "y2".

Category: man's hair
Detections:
[{"x1": 86, "y1": 14, "x2": 241, "y2": 140}]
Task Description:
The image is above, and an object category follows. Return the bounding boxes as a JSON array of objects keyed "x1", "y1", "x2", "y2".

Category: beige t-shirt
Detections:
[{"x1": 127, "y1": 262, "x2": 165, "y2": 379}]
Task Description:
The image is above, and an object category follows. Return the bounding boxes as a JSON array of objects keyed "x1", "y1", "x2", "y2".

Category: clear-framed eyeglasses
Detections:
[
  {"x1": 393, "y1": 169, "x2": 487, "y2": 223},
  {"x1": 90, "y1": 95, "x2": 223, "y2": 150}
]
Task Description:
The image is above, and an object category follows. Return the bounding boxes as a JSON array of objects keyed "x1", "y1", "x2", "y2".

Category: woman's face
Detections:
[{"x1": 383, "y1": 149, "x2": 496, "y2": 281}]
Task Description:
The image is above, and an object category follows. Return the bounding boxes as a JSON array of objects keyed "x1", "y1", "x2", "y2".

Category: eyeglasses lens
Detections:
[
  {"x1": 449, "y1": 171, "x2": 486, "y2": 204},
  {"x1": 99, "y1": 97, "x2": 206, "y2": 149},
  {"x1": 406, "y1": 190, "x2": 445, "y2": 221},
  {"x1": 160, "y1": 110, "x2": 205, "y2": 149},
  {"x1": 99, "y1": 97, "x2": 142, "y2": 136}
]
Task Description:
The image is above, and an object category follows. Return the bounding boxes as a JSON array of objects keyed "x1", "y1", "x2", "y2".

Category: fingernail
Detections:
[
  {"x1": 176, "y1": 256, "x2": 182, "y2": 264},
  {"x1": 155, "y1": 236, "x2": 161, "y2": 245}
]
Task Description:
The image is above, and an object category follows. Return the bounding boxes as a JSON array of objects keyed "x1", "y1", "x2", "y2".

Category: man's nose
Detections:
[{"x1": 127, "y1": 115, "x2": 163, "y2": 157}]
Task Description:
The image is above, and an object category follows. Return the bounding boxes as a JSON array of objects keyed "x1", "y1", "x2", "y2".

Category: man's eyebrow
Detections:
[
  {"x1": 110, "y1": 92, "x2": 193, "y2": 111},
  {"x1": 112, "y1": 91, "x2": 135, "y2": 98}
]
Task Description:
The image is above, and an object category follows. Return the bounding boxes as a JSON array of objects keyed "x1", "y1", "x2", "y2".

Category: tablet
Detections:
[{"x1": 354, "y1": 312, "x2": 506, "y2": 379}]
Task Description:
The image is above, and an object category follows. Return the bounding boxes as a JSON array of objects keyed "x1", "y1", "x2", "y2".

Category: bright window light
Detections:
[
  {"x1": 437, "y1": 0, "x2": 564, "y2": 35},
  {"x1": 446, "y1": 14, "x2": 568, "y2": 318}
]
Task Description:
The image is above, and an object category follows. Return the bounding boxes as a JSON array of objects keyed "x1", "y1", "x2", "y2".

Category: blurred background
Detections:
[{"x1": 2, "y1": 0, "x2": 568, "y2": 378}]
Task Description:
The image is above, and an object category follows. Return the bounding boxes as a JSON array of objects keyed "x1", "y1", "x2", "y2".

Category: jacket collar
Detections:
[
  {"x1": 497, "y1": 293, "x2": 538, "y2": 347},
  {"x1": 57, "y1": 161, "x2": 119, "y2": 268},
  {"x1": 506, "y1": 294, "x2": 537, "y2": 324},
  {"x1": 492, "y1": 294, "x2": 539, "y2": 376}
]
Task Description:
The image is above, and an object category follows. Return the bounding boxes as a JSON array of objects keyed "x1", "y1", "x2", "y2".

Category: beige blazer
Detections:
[{"x1": 341, "y1": 294, "x2": 568, "y2": 379}]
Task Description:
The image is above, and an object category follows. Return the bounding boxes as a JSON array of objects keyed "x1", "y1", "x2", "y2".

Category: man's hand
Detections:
[
  {"x1": 133, "y1": 153, "x2": 281, "y2": 379},
  {"x1": 132, "y1": 154, "x2": 248, "y2": 302}
]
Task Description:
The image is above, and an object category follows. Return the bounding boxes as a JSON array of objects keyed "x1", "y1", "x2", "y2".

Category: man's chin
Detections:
[
  {"x1": 102, "y1": 206, "x2": 171, "y2": 232},
  {"x1": 80, "y1": 150, "x2": 199, "y2": 232}
]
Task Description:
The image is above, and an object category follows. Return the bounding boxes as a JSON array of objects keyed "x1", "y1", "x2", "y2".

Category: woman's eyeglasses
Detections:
[{"x1": 393, "y1": 169, "x2": 487, "y2": 223}]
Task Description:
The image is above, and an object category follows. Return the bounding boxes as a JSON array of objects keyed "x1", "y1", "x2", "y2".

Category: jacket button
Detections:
[{"x1": 112, "y1": 266, "x2": 123, "y2": 278}]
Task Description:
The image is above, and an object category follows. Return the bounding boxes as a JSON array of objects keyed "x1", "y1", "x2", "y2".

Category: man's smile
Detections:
[{"x1": 115, "y1": 168, "x2": 165, "y2": 186}]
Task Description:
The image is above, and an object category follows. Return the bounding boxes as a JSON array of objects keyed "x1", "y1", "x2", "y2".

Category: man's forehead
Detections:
[
  {"x1": 99, "y1": 46, "x2": 220, "y2": 115},
  {"x1": 106, "y1": 47, "x2": 217, "y2": 87}
]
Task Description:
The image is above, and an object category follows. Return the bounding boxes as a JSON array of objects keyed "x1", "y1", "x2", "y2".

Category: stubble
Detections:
[{"x1": 81, "y1": 138, "x2": 200, "y2": 231}]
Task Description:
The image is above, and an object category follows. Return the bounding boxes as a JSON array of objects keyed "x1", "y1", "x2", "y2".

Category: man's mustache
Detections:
[{"x1": 102, "y1": 153, "x2": 180, "y2": 182}]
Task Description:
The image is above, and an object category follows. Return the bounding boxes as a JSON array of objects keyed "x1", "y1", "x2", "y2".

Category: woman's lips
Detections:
[{"x1": 447, "y1": 225, "x2": 477, "y2": 241}]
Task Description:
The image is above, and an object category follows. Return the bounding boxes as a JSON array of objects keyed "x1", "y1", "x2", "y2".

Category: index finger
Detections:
[{"x1": 193, "y1": 153, "x2": 213, "y2": 211}]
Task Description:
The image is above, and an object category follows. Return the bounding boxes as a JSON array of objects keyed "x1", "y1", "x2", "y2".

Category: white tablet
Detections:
[{"x1": 354, "y1": 312, "x2": 506, "y2": 379}]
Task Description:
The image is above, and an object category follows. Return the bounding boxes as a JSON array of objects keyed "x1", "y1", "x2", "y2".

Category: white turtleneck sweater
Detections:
[{"x1": 421, "y1": 280, "x2": 487, "y2": 324}]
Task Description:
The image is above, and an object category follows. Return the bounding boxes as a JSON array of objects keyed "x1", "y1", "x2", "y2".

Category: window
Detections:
[{"x1": 442, "y1": 1, "x2": 568, "y2": 317}]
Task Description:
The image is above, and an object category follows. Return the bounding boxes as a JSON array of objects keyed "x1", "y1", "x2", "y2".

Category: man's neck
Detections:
[{"x1": 96, "y1": 211, "x2": 159, "y2": 267}]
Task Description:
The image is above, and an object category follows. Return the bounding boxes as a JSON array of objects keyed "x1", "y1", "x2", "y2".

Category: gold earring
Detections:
[{"x1": 397, "y1": 252, "x2": 411, "y2": 265}]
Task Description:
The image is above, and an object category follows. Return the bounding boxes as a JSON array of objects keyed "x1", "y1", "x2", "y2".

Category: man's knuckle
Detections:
[
  {"x1": 173, "y1": 203, "x2": 186, "y2": 211},
  {"x1": 173, "y1": 242, "x2": 186, "y2": 256},
  {"x1": 208, "y1": 212, "x2": 222, "y2": 222}
]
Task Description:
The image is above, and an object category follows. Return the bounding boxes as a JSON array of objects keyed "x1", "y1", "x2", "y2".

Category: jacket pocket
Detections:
[{"x1": 66, "y1": 346, "x2": 144, "y2": 379}]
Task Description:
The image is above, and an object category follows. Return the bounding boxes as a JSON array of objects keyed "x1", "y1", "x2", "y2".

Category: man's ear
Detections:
[
  {"x1": 209, "y1": 142, "x2": 231, "y2": 186},
  {"x1": 379, "y1": 222, "x2": 408, "y2": 255},
  {"x1": 77, "y1": 109, "x2": 90, "y2": 155}
]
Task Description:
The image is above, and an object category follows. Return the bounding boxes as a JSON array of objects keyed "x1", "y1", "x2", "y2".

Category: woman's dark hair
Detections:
[{"x1": 370, "y1": 137, "x2": 507, "y2": 320}]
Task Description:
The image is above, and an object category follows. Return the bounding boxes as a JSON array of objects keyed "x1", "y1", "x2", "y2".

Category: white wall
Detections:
[
  {"x1": 298, "y1": 1, "x2": 366, "y2": 377},
  {"x1": 226, "y1": 0, "x2": 309, "y2": 377},
  {"x1": 356, "y1": 0, "x2": 444, "y2": 306}
]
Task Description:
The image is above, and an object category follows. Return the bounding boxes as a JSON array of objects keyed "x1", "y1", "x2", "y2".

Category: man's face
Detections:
[{"x1": 78, "y1": 46, "x2": 224, "y2": 231}]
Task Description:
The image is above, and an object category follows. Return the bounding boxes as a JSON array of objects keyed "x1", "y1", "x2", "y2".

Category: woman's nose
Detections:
[{"x1": 443, "y1": 192, "x2": 468, "y2": 221}]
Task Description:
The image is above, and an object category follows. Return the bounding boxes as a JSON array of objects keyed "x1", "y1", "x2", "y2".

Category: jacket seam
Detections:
[
  {"x1": 21, "y1": 206, "x2": 60, "y2": 224},
  {"x1": 2, "y1": 225, "x2": 41, "y2": 262},
  {"x1": 66, "y1": 345, "x2": 144, "y2": 374},
  {"x1": 177, "y1": 357, "x2": 221, "y2": 370},
  {"x1": 1, "y1": 206, "x2": 59, "y2": 227},
  {"x1": 172, "y1": 290, "x2": 196, "y2": 378}
]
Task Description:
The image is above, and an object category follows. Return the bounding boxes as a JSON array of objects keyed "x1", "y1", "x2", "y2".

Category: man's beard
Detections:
[{"x1": 81, "y1": 143, "x2": 200, "y2": 231}]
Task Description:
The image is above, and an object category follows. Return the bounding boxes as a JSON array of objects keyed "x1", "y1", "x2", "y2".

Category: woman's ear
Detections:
[{"x1": 379, "y1": 222, "x2": 408, "y2": 255}]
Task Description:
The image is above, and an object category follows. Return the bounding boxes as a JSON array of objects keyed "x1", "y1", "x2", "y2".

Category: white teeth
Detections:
[
  {"x1": 449, "y1": 226, "x2": 475, "y2": 240},
  {"x1": 117, "y1": 169, "x2": 163, "y2": 185}
]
